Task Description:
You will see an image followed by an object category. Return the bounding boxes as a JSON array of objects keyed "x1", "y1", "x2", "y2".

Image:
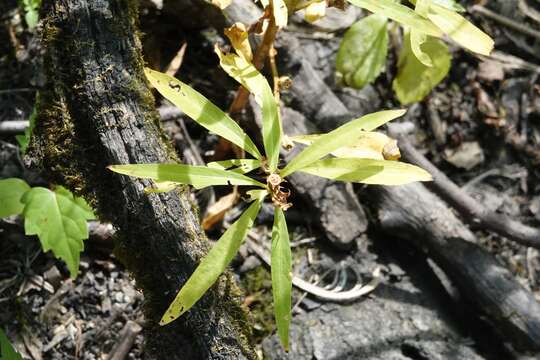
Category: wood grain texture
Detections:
[{"x1": 31, "y1": 1, "x2": 256, "y2": 358}]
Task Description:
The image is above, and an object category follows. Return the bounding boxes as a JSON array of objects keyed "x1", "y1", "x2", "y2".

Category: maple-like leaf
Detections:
[{"x1": 21, "y1": 186, "x2": 95, "y2": 278}]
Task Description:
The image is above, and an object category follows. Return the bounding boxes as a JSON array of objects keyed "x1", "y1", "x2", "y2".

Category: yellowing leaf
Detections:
[
  {"x1": 144, "y1": 68, "x2": 262, "y2": 160},
  {"x1": 0, "y1": 178, "x2": 31, "y2": 218},
  {"x1": 347, "y1": 0, "x2": 442, "y2": 37},
  {"x1": 427, "y1": 3, "x2": 493, "y2": 55},
  {"x1": 410, "y1": 30, "x2": 433, "y2": 67},
  {"x1": 336, "y1": 14, "x2": 388, "y2": 89},
  {"x1": 271, "y1": 207, "x2": 292, "y2": 350},
  {"x1": 393, "y1": 33, "x2": 451, "y2": 105},
  {"x1": 291, "y1": 132, "x2": 400, "y2": 160},
  {"x1": 298, "y1": 158, "x2": 432, "y2": 185},
  {"x1": 21, "y1": 186, "x2": 95, "y2": 278},
  {"x1": 224, "y1": 23, "x2": 253, "y2": 61},
  {"x1": 210, "y1": 0, "x2": 232, "y2": 9},
  {"x1": 160, "y1": 199, "x2": 262, "y2": 325},
  {"x1": 304, "y1": 1, "x2": 326, "y2": 23},
  {"x1": 272, "y1": 0, "x2": 288, "y2": 27},
  {"x1": 216, "y1": 50, "x2": 281, "y2": 172},
  {"x1": 108, "y1": 164, "x2": 265, "y2": 189},
  {"x1": 281, "y1": 110, "x2": 406, "y2": 177},
  {"x1": 207, "y1": 159, "x2": 261, "y2": 174}
]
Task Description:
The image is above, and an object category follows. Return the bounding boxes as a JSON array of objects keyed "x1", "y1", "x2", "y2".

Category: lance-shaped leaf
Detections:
[
  {"x1": 393, "y1": 32, "x2": 451, "y2": 105},
  {"x1": 21, "y1": 186, "x2": 95, "y2": 278},
  {"x1": 0, "y1": 178, "x2": 31, "y2": 218},
  {"x1": 271, "y1": 207, "x2": 292, "y2": 350},
  {"x1": 0, "y1": 328, "x2": 23, "y2": 360},
  {"x1": 410, "y1": 0, "x2": 433, "y2": 67},
  {"x1": 409, "y1": 0, "x2": 465, "y2": 12},
  {"x1": 108, "y1": 163, "x2": 266, "y2": 189},
  {"x1": 281, "y1": 110, "x2": 406, "y2": 177},
  {"x1": 347, "y1": 0, "x2": 442, "y2": 37},
  {"x1": 336, "y1": 14, "x2": 388, "y2": 89},
  {"x1": 144, "y1": 68, "x2": 262, "y2": 160},
  {"x1": 298, "y1": 158, "x2": 432, "y2": 185},
  {"x1": 427, "y1": 4, "x2": 493, "y2": 55},
  {"x1": 272, "y1": 0, "x2": 288, "y2": 28},
  {"x1": 207, "y1": 159, "x2": 261, "y2": 174},
  {"x1": 291, "y1": 131, "x2": 399, "y2": 161},
  {"x1": 160, "y1": 199, "x2": 263, "y2": 325},
  {"x1": 216, "y1": 49, "x2": 281, "y2": 172}
]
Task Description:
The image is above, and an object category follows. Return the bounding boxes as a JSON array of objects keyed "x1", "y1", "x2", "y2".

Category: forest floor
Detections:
[{"x1": 1, "y1": 0, "x2": 540, "y2": 359}]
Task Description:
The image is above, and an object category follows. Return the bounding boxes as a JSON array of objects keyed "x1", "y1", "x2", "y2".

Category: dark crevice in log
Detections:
[{"x1": 30, "y1": 1, "x2": 256, "y2": 359}]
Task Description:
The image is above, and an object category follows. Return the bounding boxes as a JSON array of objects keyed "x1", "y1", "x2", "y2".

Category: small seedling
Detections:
[{"x1": 108, "y1": 49, "x2": 431, "y2": 349}]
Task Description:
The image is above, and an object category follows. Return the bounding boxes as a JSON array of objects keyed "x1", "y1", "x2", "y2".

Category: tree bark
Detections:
[{"x1": 30, "y1": 1, "x2": 256, "y2": 359}]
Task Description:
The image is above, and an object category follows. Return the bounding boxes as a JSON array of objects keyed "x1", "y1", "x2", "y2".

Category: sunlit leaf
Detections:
[
  {"x1": 246, "y1": 189, "x2": 269, "y2": 202},
  {"x1": 0, "y1": 328, "x2": 23, "y2": 360},
  {"x1": 207, "y1": 159, "x2": 261, "y2": 174},
  {"x1": 427, "y1": 3, "x2": 493, "y2": 55},
  {"x1": 298, "y1": 158, "x2": 432, "y2": 185},
  {"x1": 272, "y1": 0, "x2": 288, "y2": 27},
  {"x1": 216, "y1": 50, "x2": 281, "y2": 171},
  {"x1": 108, "y1": 163, "x2": 265, "y2": 189},
  {"x1": 144, "y1": 181, "x2": 181, "y2": 194},
  {"x1": 271, "y1": 207, "x2": 292, "y2": 350},
  {"x1": 409, "y1": 0, "x2": 465, "y2": 13},
  {"x1": 224, "y1": 23, "x2": 253, "y2": 61},
  {"x1": 393, "y1": 32, "x2": 451, "y2": 105},
  {"x1": 21, "y1": 186, "x2": 95, "y2": 278},
  {"x1": 144, "y1": 68, "x2": 262, "y2": 160},
  {"x1": 160, "y1": 199, "x2": 262, "y2": 325},
  {"x1": 336, "y1": 14, "x2": 388, "y2": 88},
  {"x1": 347, "y1": 0, "x2": 442, "y2": 37},
  {"x1": 0, "y1": 178, "x2": 31, "y2": 218},
  {"x1": 410, "y1": 30, "x2": 433, "y2": 67},
  {"x1": 304, "y1": 0, "x2": 326, "y2": 23},
  {"x1": 290, "y1": 131, "x2": 400, "y2": 161},
  {"x1": 210, "y1": 0, "x2": 232, "y2": 9},
  {"x1": 281, "y1": 110, "x2": 406, "y2": 177}
]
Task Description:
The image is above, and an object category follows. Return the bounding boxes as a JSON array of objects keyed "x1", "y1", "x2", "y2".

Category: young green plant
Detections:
[{"x1": 109, "y1": 47, "x2": 431, "y2": 349}]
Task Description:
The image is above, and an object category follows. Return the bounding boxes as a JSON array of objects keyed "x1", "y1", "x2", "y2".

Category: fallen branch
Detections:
[{"x1": 388, "y1": 125, "x2": 540, "y2": 250}]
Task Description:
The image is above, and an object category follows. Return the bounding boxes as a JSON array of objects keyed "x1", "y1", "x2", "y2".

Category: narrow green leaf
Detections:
[
  {"x1": 427, "y1": 4, "x2": 493, "y2": 56},
  {"x1": 207, "y1": 159, "x2": 261, "y2": 174},
  {"x1": 347, "y1": 0, "x2": 442, "y2": 37},
  {"x1": 144, "y1": 68, "x2": 262, "y2": 160},
  {"x1": 336, "y1": 14, "x2": 388, "y2": 89},
  {"x1": 0, "y1": 328, "x2": 23, "y2": 360},
  {"x1": 108, "y1": 163, "x2": 266, "y2": 189},
  {"x1": 410, "y1": 30, "x2": 433, "y2": 67},
  {"x1": 409, "y1": 0, "x2": 465, "y2": 12},
  {"x1": 281, "y1": 110, "x2": 406, "y2": 177},
  {"x1": 393, "y1": 32, "x2": 451, "y2": 105},
  {"x1": 21, "y1": 186, "x2": 95, "y2": 278},
  {"x1": 298, "y1": 158, "x2": 432, "y2": 185},
  {"x1": 216, "y1": 50, "x2": 281, "y2": 172},
  {"x1": 160, "y1": 199, "x2": 262, "y2": 325},
  {"x1": 271, "y1": 207, "x2": 292, "y2": 350},
  {"x1": 0, "y1": 178, "x2": 31, "y2": 218}
]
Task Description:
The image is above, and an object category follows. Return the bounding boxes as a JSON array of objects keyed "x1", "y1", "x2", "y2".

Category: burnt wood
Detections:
[{"x1": 31, "y1": 1, "x2": 256, "y2": 359}]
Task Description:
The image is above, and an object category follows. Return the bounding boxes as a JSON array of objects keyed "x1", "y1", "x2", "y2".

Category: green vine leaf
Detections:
[
  {"x1": 271, "y1": 207, "x2": 292, "y2": 350},
  {"x1": 0, "y1": 328, "x2": 23, "y2": 360},
  {"x1": 0, "y1": 178, "x2": 31, "y2": 218},
  {"x1": 160, "y1": 198, "x2": 263, "y2": 325},
  {"x1": 21, "y1": 186, "x2": 95, "y2": 278},
  {"x1": 336, "y1": 14, "x2": 388, "y2": 89}
]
